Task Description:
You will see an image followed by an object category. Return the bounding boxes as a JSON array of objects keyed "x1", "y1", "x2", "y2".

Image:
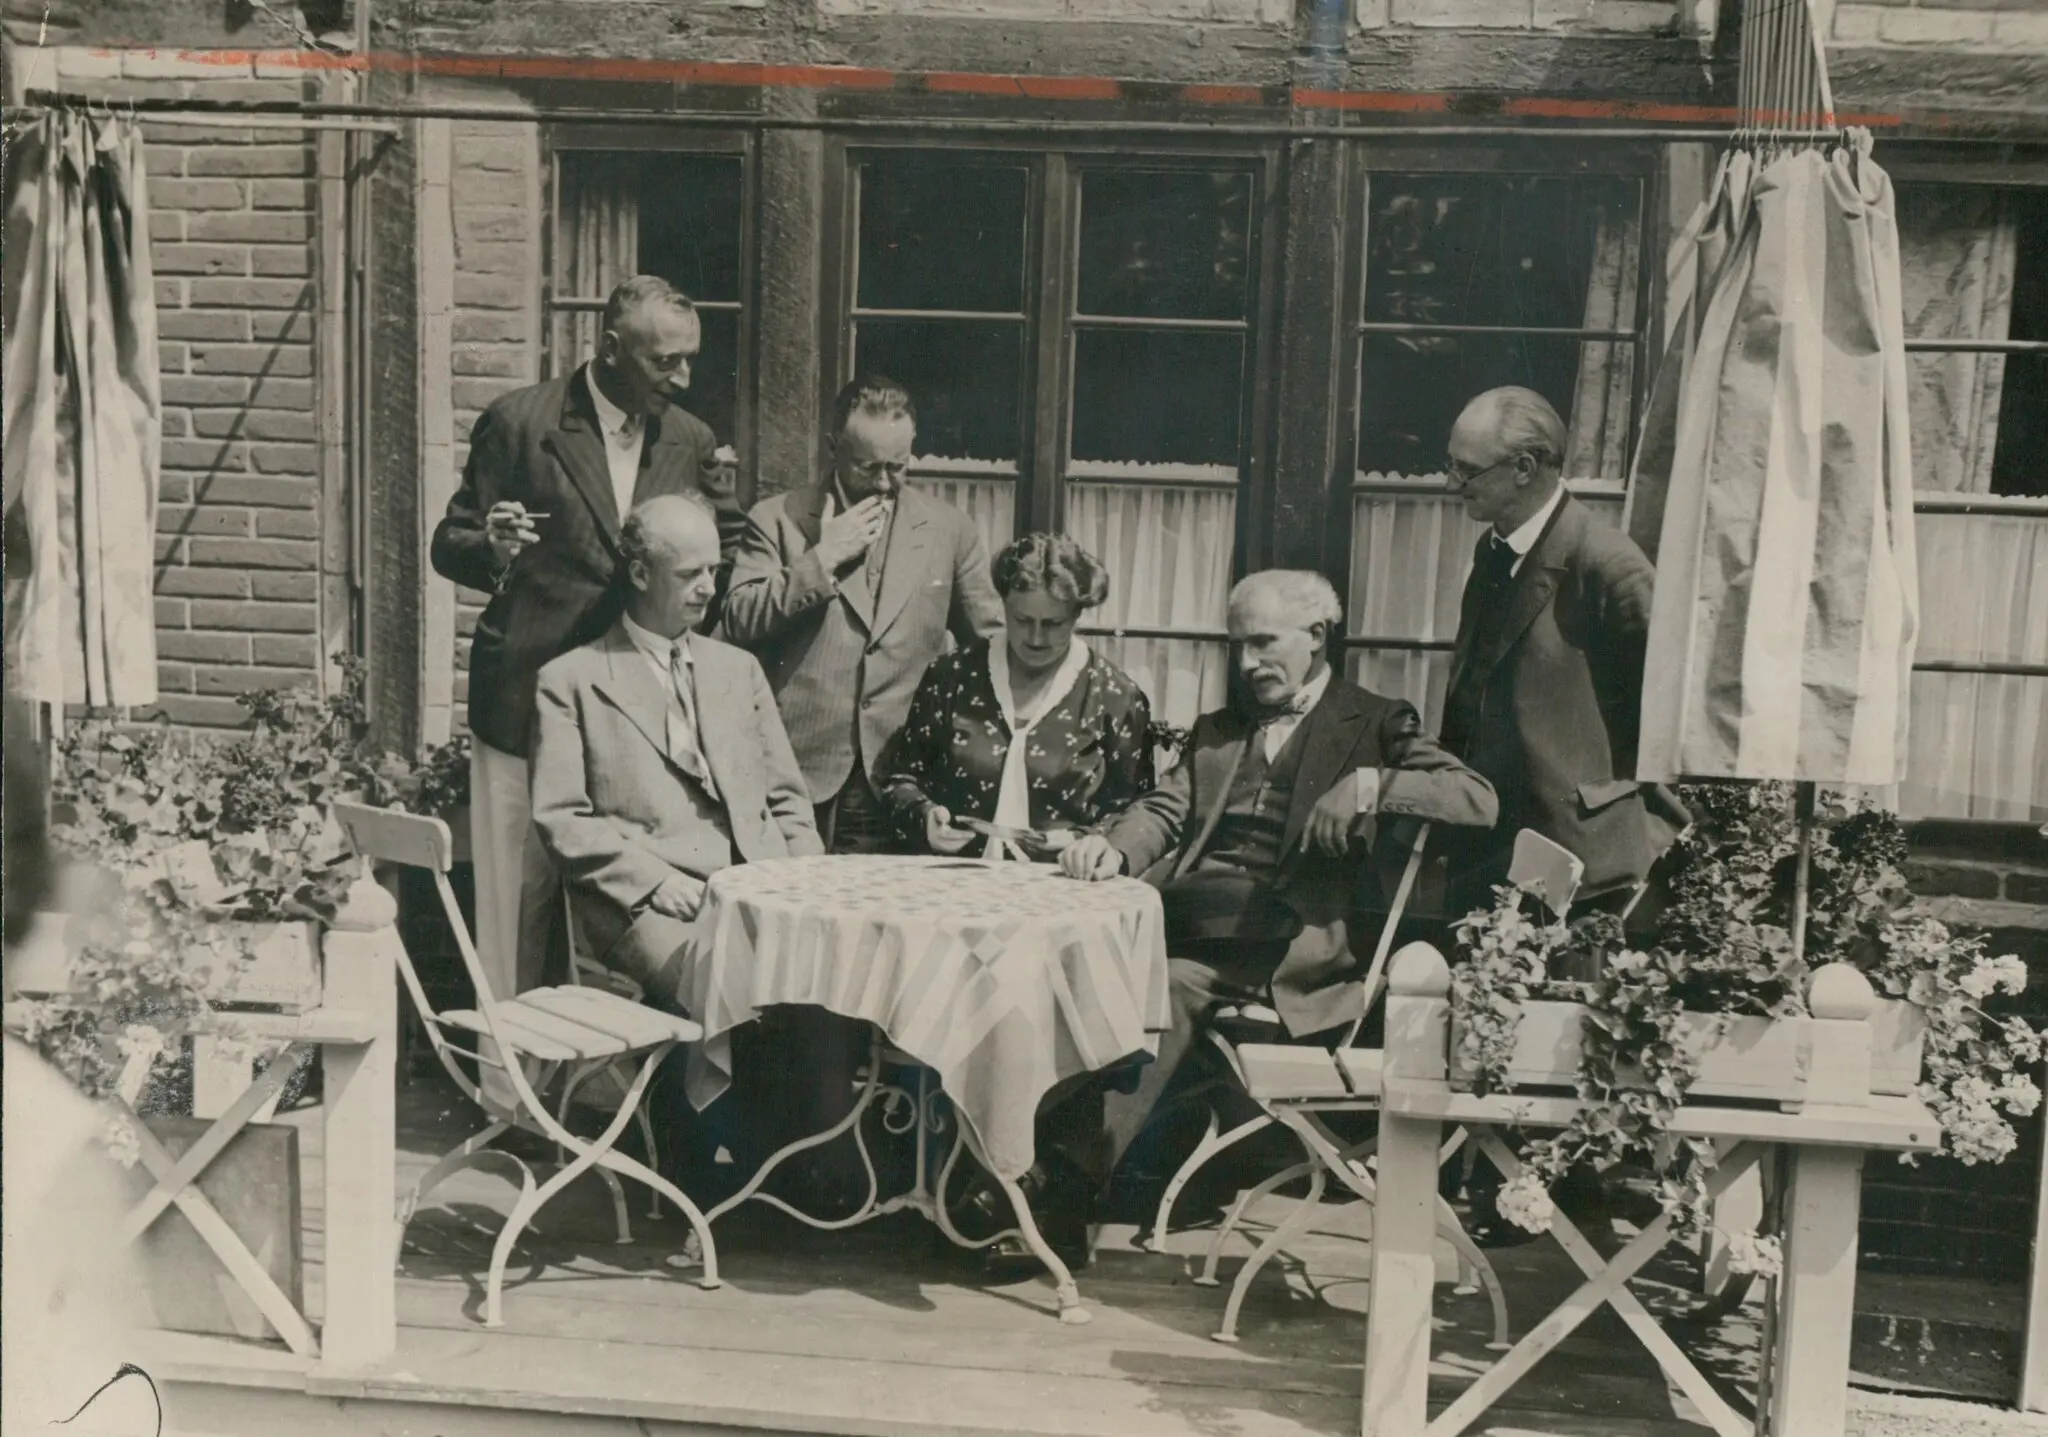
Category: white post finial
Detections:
[
  {"x1": 1807, "y1": 963, "x2": 1876, "y2": 1023},
  {"x1": 1389, "y1": 941, "x2": 1451, "y2": 998}
]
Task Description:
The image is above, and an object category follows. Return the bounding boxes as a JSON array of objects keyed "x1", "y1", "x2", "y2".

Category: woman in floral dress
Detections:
[
  {"x1": 878, "y1": 532, "x2": 1155, "y2": 1271},
  {"x1": 880, "y1": 531, "x2": 1153, "y2": 861}
]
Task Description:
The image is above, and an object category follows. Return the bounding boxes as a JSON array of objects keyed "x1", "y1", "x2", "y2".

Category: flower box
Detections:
[
  {"x1": 1869, "y1": 997, "x2": 1928, "y2": 1098},
  {"x1": 12, "y1": 909, "x2": 323, "y2": 1014},
  {"x1": 1450, "y1": 995, "x2": 1928, "y2": 1106}
]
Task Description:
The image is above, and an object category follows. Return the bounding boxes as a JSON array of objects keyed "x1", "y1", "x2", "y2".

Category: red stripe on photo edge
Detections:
[
  {"x1": 110, "y1": 49, "x2": 1924, "y2": 130},
  {"x1": 1180, "y1": 85, "x2": 1268, "y2": 107}
]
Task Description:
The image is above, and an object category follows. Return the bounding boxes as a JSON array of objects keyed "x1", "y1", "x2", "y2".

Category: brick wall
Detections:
[
  {"x1": 1862, "y1": 822, "x2": 2048, "y2": 1280},
  {"x1": 1833, "y1": 0, "x2": 2048, "y2": 51},
  {"x1": 22, "y1": 49, "x2": 330, "y2": 727},
  {"x1": 445, "y1": 118, "x2": 541, "y2": 738}
]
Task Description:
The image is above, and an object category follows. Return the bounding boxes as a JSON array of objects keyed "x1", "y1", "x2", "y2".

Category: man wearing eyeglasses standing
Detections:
[
  {"x1": 720, "y1": 376, "x2": 1003, "y2": 1211},
  {"x1": 722, "y1": 375, "x2": 1004, "y2": 854},
  {"x1": 1438, "y1": 386, "x2": 1683, "y2": 923}
]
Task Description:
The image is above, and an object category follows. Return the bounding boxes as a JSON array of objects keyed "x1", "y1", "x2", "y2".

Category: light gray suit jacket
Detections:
[
  {"x1": 718, "y1": 484, "x2": 1004, "y2": 801},
  {"x1": 530, "y1": 624, "x2": 823, "y2": 997}
]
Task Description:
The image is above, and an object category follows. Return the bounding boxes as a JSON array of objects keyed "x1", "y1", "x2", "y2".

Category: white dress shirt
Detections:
[
  {"x1": 584, "y1": 364, "x2": 646, "y2": 521},
  {"x1": 1260, "y1": 664, "x2": 1382, "y2": 817},
  {"x1": 619, "y1": 613, "x2": 716, "y2": 796},
  {"x1": 1499, "y1": 482, "x2": 1567, "y2": 577}
]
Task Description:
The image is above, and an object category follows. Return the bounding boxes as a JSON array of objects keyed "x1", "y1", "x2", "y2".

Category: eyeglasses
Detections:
[{"x1": 1445, "y1": 453, "x2": 1523, "y2": 486}]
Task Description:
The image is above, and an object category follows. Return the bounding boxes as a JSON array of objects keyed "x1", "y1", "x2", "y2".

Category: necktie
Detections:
[
  {"x1": 1471, "y1": 533, "x2": 1517, "y2": 598},
  {"x1": 668, "y1": 641, "x2": 716, "y2": 795}
]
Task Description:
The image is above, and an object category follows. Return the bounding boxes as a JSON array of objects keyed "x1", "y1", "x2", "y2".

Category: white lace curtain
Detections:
[{"x1": 1066, "y1": 480, "x2": 1234, "y2": 728}]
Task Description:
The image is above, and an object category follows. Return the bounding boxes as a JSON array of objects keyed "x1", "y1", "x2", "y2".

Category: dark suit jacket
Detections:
[
  {"x1": 718, "y1": 484, "x2": 1004, "y2": 800},
  {"x1": 530, "y1": 624, "x2": 823, "y2": 994},
  {"x1": 429, "y1": 374, "x2": 733, "y2": 759},
  {"x1": 1102, "y1": 676, "x2": 1498, "y2": 1037},
  {"x1": 1441, "y1": 493, "x2": 1681, "y2": 900}
]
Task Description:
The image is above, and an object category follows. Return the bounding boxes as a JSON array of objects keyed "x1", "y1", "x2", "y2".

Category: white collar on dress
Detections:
[{"x1": 987, "y1": 637, "x2": 1092, "y2": 733}]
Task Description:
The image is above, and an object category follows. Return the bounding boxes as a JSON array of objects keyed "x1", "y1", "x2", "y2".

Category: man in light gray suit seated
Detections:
[
  {"x1": 720, "y1": 375, "x2": 1004, "y2": 855},
  {"x1": 530, "y1": 493, "x2": 823, "y2": 1016}
]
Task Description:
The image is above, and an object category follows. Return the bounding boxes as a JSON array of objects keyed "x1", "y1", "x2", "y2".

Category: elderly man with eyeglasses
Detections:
[{"x1": 1437, "y1": 386, "x2": 1685, "y2": 923}]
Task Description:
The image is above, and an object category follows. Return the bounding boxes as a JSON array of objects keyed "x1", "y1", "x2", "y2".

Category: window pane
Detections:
[
  {"x1": 853, "y1": 318, "x2": 1024, "y2": 463},
  {"x1": 674, "y1": 308, "x2": 740, "y2": 447},
  {"x1": 558, "y1": 152, "x2": 743, "y2": 304},
  {"x1": 1066, "y1": 480, "x2": 1236, "y2": 729},
  {"x1": 1362, "y1": 174, "x2": 1641, "y2": 330},
  {"x1": 1077, "y1": 168, "x2": 1254, "y2": 321},
  {"x1": 1896, "y1": 185, "x2": 2047, "y2": 497},
  {"x1": 1357, "y1": 334, "x2": 1621, "y2": 478},
  {"x1": 1071, "y1": 329, "x2": 1243, "y2": 468},
  {"x1": 857, "y1": 158, "x2": 1029, "y2": 315}
]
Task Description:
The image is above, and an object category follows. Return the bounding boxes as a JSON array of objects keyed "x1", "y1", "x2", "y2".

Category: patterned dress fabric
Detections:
[
  {"x1": 679, "y1": 855, "x2": 1170, "y2": 1179},
  {"x1": 880, "y1": 639, "x2": 1153, "y2": 845}
]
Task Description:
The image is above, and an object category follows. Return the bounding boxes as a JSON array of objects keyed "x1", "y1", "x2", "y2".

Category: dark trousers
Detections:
[{"x1": 1039, "y1": 942, "x2": 1290, "y2": 1194}]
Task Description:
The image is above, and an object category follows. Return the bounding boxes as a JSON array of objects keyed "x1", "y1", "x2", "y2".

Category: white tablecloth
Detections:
[{"x1": 679, "y1": 855, "x2": 1170, "y2": 1180}]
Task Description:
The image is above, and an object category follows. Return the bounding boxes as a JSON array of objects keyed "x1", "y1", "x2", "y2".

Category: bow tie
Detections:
[{"x1": 1250, "y1": 690, "x2": 1318, "y2": 727}]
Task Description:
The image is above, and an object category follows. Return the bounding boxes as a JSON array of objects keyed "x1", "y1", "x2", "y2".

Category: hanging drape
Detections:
[
  {"x1": 1896, "y1": 186, "x2": 2016, "y2": 495},
  {"x1": 1349, "y1": 207, "x2": 1640, "y2": 728},
  {"x1": 3, "y1": 112, "x2": 162, "y2": 710},
  {"x1": 1632, "y1": 138, "x2": 1920, "y2": 788},
  {"x1": 556, "y1": 154, "x2": 639, "y2": 362}
]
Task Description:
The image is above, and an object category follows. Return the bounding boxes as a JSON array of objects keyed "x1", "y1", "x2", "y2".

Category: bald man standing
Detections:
[{"x1": 1439, "y1": 386, "x2": 1682, "y2": 917}]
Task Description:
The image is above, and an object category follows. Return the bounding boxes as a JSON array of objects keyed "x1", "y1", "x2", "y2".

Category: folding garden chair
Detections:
[
  {"x1": 331, "y1": 802, "x2": 721, "y2": 1328},
  {"x1": 1204, "y1": 829, "x2": 1595, "y2": 1345},
  {"x1": 1145, "y1": 820, "x2": 1437, "y2": 1251},
  {"x1": 1156, "y1": 822, "x2": 1512, "y2": 1348}
]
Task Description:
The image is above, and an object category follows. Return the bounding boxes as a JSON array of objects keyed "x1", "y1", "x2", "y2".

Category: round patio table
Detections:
[{"x1": 675, "y1": 854, "x2": 1170, "y2": 1322}]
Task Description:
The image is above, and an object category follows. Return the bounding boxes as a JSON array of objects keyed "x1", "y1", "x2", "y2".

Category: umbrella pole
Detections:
[
  {"x1": 1789, "y1": 780, "x2": 1818, "y2": 968},
  {"x1": 1756, "y1": 780, "x2": 1818, "y2": 1435}
]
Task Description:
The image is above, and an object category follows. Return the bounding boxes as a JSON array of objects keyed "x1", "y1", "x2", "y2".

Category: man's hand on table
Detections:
[
  {"x1": 1059, "y1": 835, "x2": 1125, "y2": 882},
  {"x1": 646, "y1": 873, "x2": 708, "y2": 921}
]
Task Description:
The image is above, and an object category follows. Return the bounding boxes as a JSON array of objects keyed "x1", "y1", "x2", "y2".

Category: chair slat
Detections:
[
  {"x1": 1240, "y1": 1045, "x2": 1352, "y2": 1102},
  {"x1": 1335, "y1": 1048, "x2": 1385, "y2": 1097},
  {"x1": 496, "y1": 999, "x2": 635, "y2": 1059},
  {"x1": 522, "y1": 986, "x2": 701, "y2": 1047},
  {"x1": 439, "y1": 1008, "x2": 586, "y2": 1063}
]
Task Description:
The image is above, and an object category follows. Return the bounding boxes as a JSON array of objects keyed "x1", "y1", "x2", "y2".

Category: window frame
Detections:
[
  {"x1": 823, "y1": 134, "x2": 1285, "y2": 654},
  {"x1": 1334, "y1": 140, "x2": 1666, "y2": 670},
  {"x1": 1884, "y1": 155, "x2": 2048, "y2": 685},
  {"x1": 541, "y1": 125, "x2": 759, "y2": 476}
]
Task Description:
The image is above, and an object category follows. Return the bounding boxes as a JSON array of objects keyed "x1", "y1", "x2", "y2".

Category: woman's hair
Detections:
[{"x1": 992, "y1": 532, "x2": 1111, "y2": 610}]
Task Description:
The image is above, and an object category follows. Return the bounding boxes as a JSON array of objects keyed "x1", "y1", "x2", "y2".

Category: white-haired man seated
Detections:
[{"x1": 1054, "y1": 568, "x2": 1499, "y2": 1220}]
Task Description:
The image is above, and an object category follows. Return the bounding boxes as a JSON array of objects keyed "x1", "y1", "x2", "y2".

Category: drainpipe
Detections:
[{"x1": 1299, "y1": 0, "x2": 1349, "y2": 89}]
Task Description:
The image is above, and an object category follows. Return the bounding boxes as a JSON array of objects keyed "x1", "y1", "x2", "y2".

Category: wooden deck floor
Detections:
[{"x1": 139, "y1": 1072, "x2": 1769, "y2": 1437}]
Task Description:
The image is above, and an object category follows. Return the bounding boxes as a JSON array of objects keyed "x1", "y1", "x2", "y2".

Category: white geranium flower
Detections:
[
  {"x1": 1724, "y1": 1231, "x2": 1784, "y2": 1279},
  {"x1": 1496, "y1": 1172, "x2": 1557, "y2": 1234},
  {"x1": 103, "y1": 1114, "x2": 142, "y2": 1169}
]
